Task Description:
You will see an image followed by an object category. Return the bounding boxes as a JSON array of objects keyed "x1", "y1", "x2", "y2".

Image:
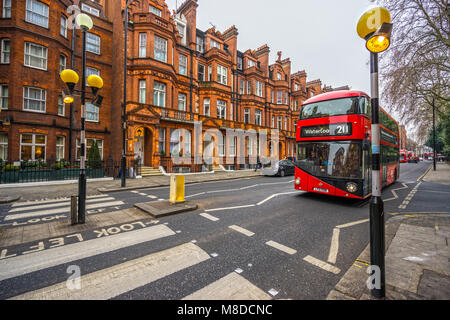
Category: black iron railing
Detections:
[{"x1": 0, "y1": 157, "x2": 142, "y2": 184}]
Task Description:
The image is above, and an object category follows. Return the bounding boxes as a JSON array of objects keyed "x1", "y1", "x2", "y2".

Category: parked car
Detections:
[
  {"x1": 408, "y1": 156, "x2": 419, "y2": 163},
  {"x1": 261, "y1": 160, "x2": 295, "y2": 177}
]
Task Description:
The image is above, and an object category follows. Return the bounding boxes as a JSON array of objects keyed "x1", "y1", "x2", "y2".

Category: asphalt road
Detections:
[{"x1": 0, "y1": 161, "x2": 439, "y2": 300}]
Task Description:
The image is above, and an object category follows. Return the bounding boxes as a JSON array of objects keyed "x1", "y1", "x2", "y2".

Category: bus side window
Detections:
[{"x1": 359, "y1": 97, "x2": 371, "y2": 118}]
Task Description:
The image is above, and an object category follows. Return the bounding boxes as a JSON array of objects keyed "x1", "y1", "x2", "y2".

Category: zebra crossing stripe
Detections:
[
  {"x1": 8, "y1": 197, "x2": 116, "y2": 213},
  {"x1": 10, "y1": 242, "x2": 210, "y2": 300},
  {"x1": 11, "y1": 195, "x2": 110, "y2": 208},
  {"x1": 182, "y1": 272, "x2": 271, "y2": 300},
  {"x1": 0, "y1": 224, "x2": 175, "y2": 281},
  {"x1": 4, "y1": 201, "x2": 125, "y2": 221}
]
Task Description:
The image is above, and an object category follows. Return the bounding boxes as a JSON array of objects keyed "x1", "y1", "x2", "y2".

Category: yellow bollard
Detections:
[{"x1": 170, "y1": 174, "x2": 185, "y2": 204}]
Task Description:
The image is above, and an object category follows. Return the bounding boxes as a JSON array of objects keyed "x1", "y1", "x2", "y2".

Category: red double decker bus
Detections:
[{"x1": 294, "y1": 90, "x2": 399, "y2": 199}]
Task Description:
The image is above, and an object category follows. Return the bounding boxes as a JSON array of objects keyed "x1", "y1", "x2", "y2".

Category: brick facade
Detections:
[
  {"x1": 0, "y1": 0, "x2": 113, "y2": 162},
  {"x1": 0, "y1": 0, "x2": 346, "y2": 172}
]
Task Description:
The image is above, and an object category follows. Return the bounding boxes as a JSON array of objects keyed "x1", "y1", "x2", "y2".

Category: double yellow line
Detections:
[{"x1": 417, "y1": 164, "x2": 432, "y2": 182}]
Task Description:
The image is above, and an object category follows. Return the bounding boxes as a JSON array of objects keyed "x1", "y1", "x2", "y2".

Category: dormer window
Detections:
[
  {"x1": 81, "y1": 3, "x2": 100, "y2": 17},
  {"x1": 247, "y1": 59, "x2": 256, "y2": 68},
  {"x1": 211, "y1": 39, "x2": 220, "y2": 50},
  {"x1": 177, "y1": 23, "x2": 186, "y2": 45},
  {"x1": 277, "y1": 72, "x2": 282, "y2": 80},
  {"x1": 295, "y1": 84, "x2": 299, "y2": 91},
  {"x1": 149, "y1": 5, "x2": 162, "y2": 17}
]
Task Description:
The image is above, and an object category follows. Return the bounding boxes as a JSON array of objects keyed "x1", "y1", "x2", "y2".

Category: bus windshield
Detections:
[
  {"x1": 300, "y1": 97, "x2": 362, "y2": 120},
  {"x1": 296, "y1": 141, "x2": 362, "y2": 179}
]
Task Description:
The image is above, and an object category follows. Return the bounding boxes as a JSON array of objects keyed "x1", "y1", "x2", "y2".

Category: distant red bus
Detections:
[
  {"x1": 400, "y1": 150, "x2": 409, "y2": 163},
  {"x1": 294, "y1": 90, "x2": 400, "y2": 199}
]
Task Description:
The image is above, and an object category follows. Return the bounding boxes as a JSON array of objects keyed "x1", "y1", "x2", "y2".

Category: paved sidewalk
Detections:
[
  {"x1": 423, "y1": 162, "x2": 450, "y2": 185},
  {"x1": 327, "y1": 162, "x2": 450, "y2": 300},
  {"x1": 0, "y1": 170, "x2": 262, "y2": 202}
]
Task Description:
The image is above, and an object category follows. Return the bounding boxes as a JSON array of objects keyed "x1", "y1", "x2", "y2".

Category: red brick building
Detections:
[
  {"x1": 0, "y1": 0, "x2": 113, "y2": 163},
  {"x1": 1, "y1": 0, "x2": 347, "y2": 174}
]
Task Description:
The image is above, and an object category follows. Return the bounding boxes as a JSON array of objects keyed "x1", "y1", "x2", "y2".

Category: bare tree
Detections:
[{"x1": 374, "y1": 0, "x2": 449, "y2": 140}]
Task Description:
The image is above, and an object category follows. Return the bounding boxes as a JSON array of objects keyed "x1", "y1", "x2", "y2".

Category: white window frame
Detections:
[
  {"x1": 0, "y1": 133, "x2": 7, "y2": 161},
  {"x1": 59, "y1": 54, "x2": 67, "y2": 74},
  {"x1": 277, "y1": 91, "x2": 283, "y2": 105},
  {"x1": 277, "y1": 116, "x2": 283, "y2": 129},
  {"x1": 217, "y1": 65, "x2": 227, "y2": 85},
  {"x1": 237, "y1": 57, "x2": 243, "y2": 70},
  {"x1": 217, "y1": 99, "x2": 226, "y2": 120},
  {"x1": 247, "y1": 80, "x2": 251, "y2": 95},
  {"x1": 277, "y1": 72, "x2": 282, "y2": 80},
  {"x1": 23, "y1": 86, "x2": 46, "y2": 113},
  {"x1": 56, "y1": 136, "x2": 65, "y2": 161},
  {"x1": 203, "y1": 98, "x2": 210, "y2": 116},
  {"x1": 139, "y1": 33, "x2": 147, "y2": 58},
  {"x1": 154, "y1": 36, "x2": 167, "y2": 63},
  {"x1": 2, "y1": 0, "x2": 11, "y2": 18},
  {"x1": 256, "y1": 81, "x2": 263, "y2": 97},
  {"x1": 196, "y1": 36, "x2": 204, "y2": 53},
  {"x1": 239, "y1": 79, "x2": 244, "y2": 94},
  {"x1": 24, "y1": 42, "x2": 48, "y2": 70},
  {"x1": 247, "y1": 59, "x2": 256, "y2": 68},
  {"x1": 58, "y1": 95, "x2": 65, "y2": 116},
  {"x1": 198, "y1": 64, "x2": 205, "y2": 81},
  {"x1": 210, "y1": 39, "x2": 220, "y2": 50},
  {"x1": 153, "y1": 81, "x2": 166, "y2": 107},
  {"x1": 20, "y1": 133, "x2": 46, "y2": 161},
  {"x1": 60, "y1": 15, "x2": 68, "y2": 38},
  {"x1": 179, "y1": 54, "x2": 187, "y2": 76},
  {"x1": 0, "y1": 84, "x2": 8, "y2": 110},
  {"x1": 178, "y1": 93, "x2": 186, "y2": 111},
  {"x1": 26, "y1": 0, "x2": 49, "y2": 28},
  {"x1": 255, "y1": 110, "x2": 262, "y2": 126},
  {"x1": 177, "y1": 23, "x2": 186, "y2": 46},
  {"x1": 86, "y1": 33, "x2": 101, "y2": 55},
  {"x1": 139, "y1": 79, "x2": 146, "y2": 104},
  {"x1": 149, "y1": 5, "x2": 162, "y2": 17},
  {"x1": 81, "y1": 3, "x2": 100, "y2": 17},
  {"x1": 244, "y1": 108, "x2": 250, "y2": 124},
  {"x1": 1, "y1": 39, "x2": 9, "y2": 64},
  {"x1": 86, "y1": 102, "x2": 99, "y2": 122}
]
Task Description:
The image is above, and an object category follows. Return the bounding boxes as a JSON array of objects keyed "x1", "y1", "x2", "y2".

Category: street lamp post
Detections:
[
  {"x1": 357, "y1": 7, "x2": 393, "y2": 299},
  {"x1": 61, "y1": 13, "x2": 103, "y2": 224},
  {"x1": 432, "y1": 97, "x2": 436, "y2": 171}
]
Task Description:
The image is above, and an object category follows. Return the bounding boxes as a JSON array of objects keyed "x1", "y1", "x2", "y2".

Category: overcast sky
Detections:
[{"x1": 165, "y1": 0, "x2": 376, "y2": 93}]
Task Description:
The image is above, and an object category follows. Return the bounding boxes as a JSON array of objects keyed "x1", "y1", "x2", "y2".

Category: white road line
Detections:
[
  {"x1": 335, "y1": 219, "x2": 369, "y2": 229},
  {"x1": 265, "y1": 241, "x2": 297, "y2": 255},
  {"x1": 398, "y1": 182, "x2": 422, "y2": 209},
  {"x1": 8, "y1": 197, "x2": 116, "y2": 213},
  {"x1": 138, "y1": 193, "x2": 147, "y2": 196},
  {"x1": 199, "y1": 213, "x2": 220, "y2": 222},
  {"x1": 182, "y1": 272, "x2": 271, "y2": 300},
  {"x1": 257, "y1": 191, "x2": 300, "y2": 206},
  {"x1": 0, "y1": 224, "x2": 176, "y2": 282},
  {"x1": 327, "y1": 228, "x2": 340, "y2": 264},
  {"x1": 229, "y1": 225, "x2": 255, "y2": 237},
  {"x1": 303, "y1": 255, "x2": 341, "y2": 274},
  {"x1": 205, "y1": 204, "x2": 256, "y2": 212},
  {"x1": 147, "y1": 195, "x2": 157, "y2": 199},
  {"x1": 185, "y1": 192, "x2": 206, "y2": 198},
  {"x1": 383, "y1": 183, "x2": 408, "y2": 202},
  {"x1": 4, "y1": 201, "x2": 125, "y2": 221},
  {"x1": 10, "y1": 243, "x2": 209, "y2": 300},
  {"x1": 11, "y1": 195, "x2": 109, "y2": 208}
]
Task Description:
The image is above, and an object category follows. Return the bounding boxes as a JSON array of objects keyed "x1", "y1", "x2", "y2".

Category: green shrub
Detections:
[{"x1": 88, "y1": 141, "x2": 102, "y2": 169}]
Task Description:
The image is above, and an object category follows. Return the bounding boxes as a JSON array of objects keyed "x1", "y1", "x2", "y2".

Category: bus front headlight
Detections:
[{"x1": 346, "y1": 182, "x2": 358, "y2": 193}]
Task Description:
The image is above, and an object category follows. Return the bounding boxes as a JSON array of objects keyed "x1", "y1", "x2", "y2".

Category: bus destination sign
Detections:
[{"x1": 301, "y1": 123, "x2": 352, "y2": 138}]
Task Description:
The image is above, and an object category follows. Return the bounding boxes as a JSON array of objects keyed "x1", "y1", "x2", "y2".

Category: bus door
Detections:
[{"x1": 362, "y1": 148, "x2": 371, "y2": 196}]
